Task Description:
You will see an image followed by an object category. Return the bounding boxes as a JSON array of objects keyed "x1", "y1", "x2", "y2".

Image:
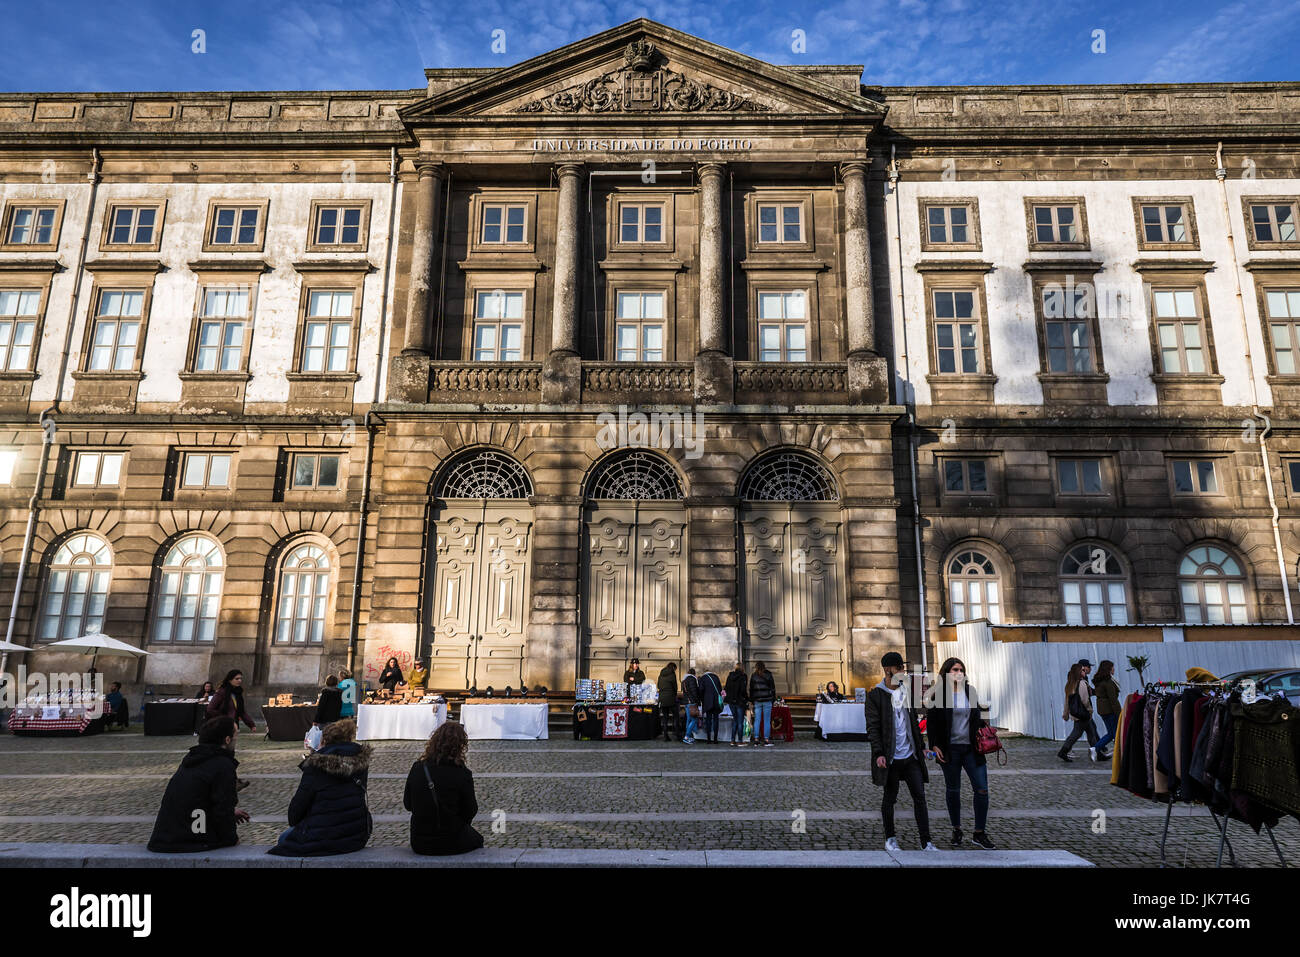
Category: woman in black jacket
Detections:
[
  {"x1": 379, "y1": 658, "x2": 403, "y2": 695},
  {"x1": 403, "y1": 721, "x2": 484, "y2": 856},
  {"x1": 924, "y1": 657, "x2": 994, "y2": 849},
  {"x1": 313, "y1": 674, "x2": 343, "y2": 727},
  {"x1": 269, "y1": 718, "x2": 372, "y2": 856},
  {"x1": 724, "y1": 663, "x2": 747, "y2": 747}
]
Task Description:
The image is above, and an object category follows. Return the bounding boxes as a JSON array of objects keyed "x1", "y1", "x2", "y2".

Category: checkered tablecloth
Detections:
[{"x1": 7, "y1": 708, "x2": 102, "y2": 733}]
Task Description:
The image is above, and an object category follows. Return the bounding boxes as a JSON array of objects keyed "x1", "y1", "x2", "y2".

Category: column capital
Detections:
[
  {"x1": 555, "y1": 162, "x2": 585, "y2": 179},
  {"x1": 413, "y1": 153, "x2": 446, "y2": 178},
  {"x1": 697, "y1": 161, "x2": 726, "y2": 179},
  {"x1": 839, "y1": 159, "x2": 871, "y2": 179}
]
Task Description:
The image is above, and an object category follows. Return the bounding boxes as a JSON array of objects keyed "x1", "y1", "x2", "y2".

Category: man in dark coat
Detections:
[
  {"x1": 698, "y1": 670, "x2": 723, "y2": 743},
  {"x1": 269, "y1": 718, "x2": 372, "y2": 856},
  {"x1": 148, "y1": 717, "x2": 249, "y2": 852},
  {"x1": 865, "y1": 652, "x2": 935, "y2": 852},
  {"x1": 656, "y1": 663, "x2": 679, "y2": 741},
  {"x1": 724, "y1": 664, "x2": 748, "y2": 747}
]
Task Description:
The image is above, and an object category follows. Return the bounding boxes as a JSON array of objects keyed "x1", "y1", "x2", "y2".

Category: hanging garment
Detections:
[
  {"x1": 1186, "y1": 696, "x2": 1214, "y2": 804},
  {"x1": 1230, "y1": 696, "x2": 1300, "y2": 819},
  {"x1": 1122, "y1": 694, "x2": 1153, "y2": 799},
  {"x1": 1156, "y1": 695, "x2": 1179, "y2": 790},
  {"x1": 1110, "y1": 693, "x2": 1136, "y2": 785},
  {"x1": 1153, "y1": 698, "x2": 1171, "y2": 798},
  {"x1": 1143, "y1": 695, "x2": 1159, "y2": 791},
  {"x1": 1177, "y1": 690, "x2": 1200, "y2": 803}
]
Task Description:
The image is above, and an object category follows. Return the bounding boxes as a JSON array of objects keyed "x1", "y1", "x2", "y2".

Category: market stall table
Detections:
[
  {"x1": 814, "y1": 701, "x2": 869, "y2": 740},
  {"x1": 460, "y1": 700, "x2": 548, "y2": 740},
  {"x1": 356, "y1": 702, "x2": 448, "y2": 741},
  {"x1": 8, "y1": 701, "x2": 107, "y2": 736},
  {"x1": 261, "y1": 705, "x2": 317, "y2": 742},
  {"x1": 572, "y1": 703, "x2": 660, "y2": 740},
  {"x1": 144, "y1": 700, "x2": 206, "y2": 736}
]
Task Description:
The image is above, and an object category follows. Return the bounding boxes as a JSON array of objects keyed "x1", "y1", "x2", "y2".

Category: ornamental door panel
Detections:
[
  {"x1": 474, "y1": 506, "x2": 531, "y2": 690},
  {"x1": 583, "y1": 512, "x2": 636, "y2": 683},
  {"x1": 739, "y1": 511, "x2": 793, "y2": 694},
  {"x1": 430, "y1": 512, "x2": 479, "y2": 690}
]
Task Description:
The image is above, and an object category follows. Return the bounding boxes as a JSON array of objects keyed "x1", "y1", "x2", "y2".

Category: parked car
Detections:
[{"x1": 1219, "y1": 669, "x2": 1300, "y2": 706}]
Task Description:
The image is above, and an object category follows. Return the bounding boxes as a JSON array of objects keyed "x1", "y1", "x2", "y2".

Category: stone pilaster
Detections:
[
  {"x1": 694, "y1": 162, "x2": 734, "y2": 403},
  {"x1": 841, "y1": 160, "x2": 888, "y2": 403},
  {"x1": 393, "y1": 154, "x2": 445, "y2": 402},
  {"x1": 543, "y1": 163, "x2": 584, "y2": 403},
  {"x1": 687, "y1": 495, "x2": 741, "y2": 675},
  {"x1": 524, "y1": 495, "x2": 583, "y2": 689}
]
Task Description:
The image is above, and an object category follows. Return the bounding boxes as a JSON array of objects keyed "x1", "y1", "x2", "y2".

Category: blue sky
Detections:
[{"x1": 2, "y1": 0, "x2": 1297, "y2": 91}]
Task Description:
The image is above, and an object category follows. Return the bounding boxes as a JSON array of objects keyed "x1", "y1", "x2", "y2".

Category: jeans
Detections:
[
  {"x1": 753, "y1": 701, "x2": 773, "y2": 741},
  {"x1": 882, "y1": 755, "x2": 931, "y2": 844},
  {"x1": 938, "y1": 744, "x2": 989, "y2": 831},
  {"x1": 728, "y1": 703, "x2": 745, "y2": 742},
  {"x1": 1059, "y1": 716, "x2": 1099, "y2": 756},
  {"x1": 1096, "y1": 712, "x2": 1119, "y2": 752},
  {"x1": 701, "y1": 710, "x2": 719, "y2": 741},
  {"x1": 684, "y1": 706, "x2": 699, "y2": 741}
]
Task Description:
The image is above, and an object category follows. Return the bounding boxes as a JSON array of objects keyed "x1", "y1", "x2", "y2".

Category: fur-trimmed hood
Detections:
[{"x1": 301, "y1": 741, "x2": 371, "y2": 777}]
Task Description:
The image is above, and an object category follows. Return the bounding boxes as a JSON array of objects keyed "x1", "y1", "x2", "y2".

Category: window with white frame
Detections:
[
  {"x1": 480, "y1": 204, "x2": 526, "y2": 244},
  {"x1": 152, "y1": 535, "x2": 224, "y2": 642},
  {"x1": 757, "y1": 291, "x2": 807, "y2": 362},
  {"x1": 472, "y1": 290, "x2": 524, "y2": 361},
  {"x1": 5, "y1": 205, "x2": 57, "y2": 245},
  {"x1": 1171, "y1": 458, "x2": 1219, "y2": 495},
  {"x1": 943, "y1": 458, "x2": 989, "y2": 494},
  {"x1": 1032, "y1": 203, "x2": 1080, "y2": 244},
  {"x1": 312, "y1": 205, "x2": 364, "y2": 246},
  {"x1": 88, "y1": 289, "x2": 143, "y2": 372},
  {"x1": 925, "y1": 204, "x2": 971, "y2": 245},
  {"x1": 1152, "y1": 288, "x2": 1208, "y2": 374},
  {"x1": 0, "y1": 290, "x2": 38, "y2": 370},
  {"x1": 1265, "y1": 289, "x2": 1300, "y2": 374},
  {"x1": 1041, "y1": 285, "x2": 1095, "y2": 373},
  {"x1": 1140, "y1": 203, "x2": 1191, "y2": 244},
  {"x1": 275, "y1": 543, "x2": 331, "y2": 644},
  {"x1": 1250, "y1": 202, "x2": 1298, "y2": 243},
  {"x1": 615, "y1": 291, "x2": 665, "y2": 362},
  {"x1": 301, "y1": 290, "x2": 353, "y2": 373},
  {"x1": 195, "y1": 287, "x2": 249, "y2": 372},
  {"x1": 39, "y1": 533, "x2": 112, "y2": 641},
  {"x1": 209, "y1": 205, "x2": 260, "y2": 246},
  {"x1": 757, "y1": 203, "x2": 803, "y2": 243},
  {"x1": 181, "y1": 452, "x2": 232, "y2": 489},
  {"x1": 1179, "y1": 546, "x2": 1248, "y2": 624},
  {"x1": 931, "y1": 290, "x2": 980, "y2": 374},
  {"x1": 1060, "y1": 544, "x2": 1129, "y2": 625},
  {"x1": 618, "y1": 203, "x2": 663, "y2": 243},
  {"x1": 946, "y1": 549, "x2": 1002, "y2": 624},
  {"x1": 72, "y1": 451, "x2": 123, "y2": 487},
  {"x1": 291, "y1": 453, "x2": 341, "y2": 490},
  {"x1": 1056, "y1": 458, "x2": 1104, "y2": 495},
  {"x1": 107, "y1": 206, "x2": 158, "y2": 246}
]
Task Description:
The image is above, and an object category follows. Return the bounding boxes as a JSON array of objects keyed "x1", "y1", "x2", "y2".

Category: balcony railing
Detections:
[
  {"x1": 734, "y1": 362, "x2": 847, "y2": 403},
  {"x1": 428, "y1": 362, "x2": 542, "y2": 403},
  {"x1": 581, "y1": 362, "x2": 694, "y2": 402}
]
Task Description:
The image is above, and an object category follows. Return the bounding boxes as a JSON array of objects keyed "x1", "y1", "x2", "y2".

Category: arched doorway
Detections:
[
  {"x1": 738, "y1": 450, "x2": 845, "y2": 694},
  {"x1": 581, "y1": 450, "x2": 687, "y2": 683},
  {"x1": 426, "y1": 449, "x2": 533, "y2": 690}
]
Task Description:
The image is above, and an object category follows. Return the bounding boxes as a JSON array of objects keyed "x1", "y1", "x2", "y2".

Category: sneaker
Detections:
[
  {"x1": 971, "y1": 831, "x2": 996, "y2": 849},
  {"x1": 683, "y1": 737, "x2": 694, "y2": 745},
  {"x1": 763, "y1": 740, "x2": 774, "y2": 748},
  {"x1": 922, "y1": 842, "x2": 939, "y2": 851},
  {"x1": 950, "y1": 827, "x2": 964, "y2": 847},
  {"x1": 1058, "y1": 753, "x2": 1073, "y2": 763},
  {"x1": 884, "y1": 837, "x2": 901, "y2": 852},
  {"x1": 1088, "y1": 747, "x2": 1098, "y2": 762},
  {"x1": 730, "y1": 741, "x2": 738, "y2": 748},
  {"x1": 1098, "y1": 750, "x2": 1113, "y2": 761}
]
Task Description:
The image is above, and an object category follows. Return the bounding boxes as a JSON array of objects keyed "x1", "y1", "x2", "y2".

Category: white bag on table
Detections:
[{"x1": 304, "y1": 724, "x2": 323, "y2": 752}]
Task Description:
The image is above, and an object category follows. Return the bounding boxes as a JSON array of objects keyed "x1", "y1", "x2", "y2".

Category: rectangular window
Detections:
[
  {"x1": 1057, "y1": 458, "x2": 1104, "y2": 495},
  {"x1": 756, "y1": 291, "x2": 807, "y2": 362},
  {"x1": 1289, "y1": 461, "x2": 1300, "y2": 494},
  {"x1": 1032, "y1": 204, "x2": 1079, "y2": 244},
  {"x1": 1141, "y1": 203, "x2": 1190, "y2": 244},
  {"x1": 195, "y1": 288, "x2": 249, "y2": 372},
  {"x1": 107, "y1": 206, "x2": 158, "y2": 246},
  {"x1": 1265, "y1": 289, "x2": 1300, "y2": 375},
  {"x1": 72, "y1": 451, "x2": 124, "y2": 487},
  {"x1": 89, "y1": 289, "x2": 144, "y2": 372},
  {"x1": 1251, "y1": 202, "x2": 1299, "y2": 244},
  {"x1": 312, "y1": 205, "x2": 364, "y2": 246},
  {"x1": 481, "y1": 204, "x2": 526, "y2": 244},
  {"x1": 472, "y1": 290, "x2": 524, "y2": 361},
  {"x1": 932, "y1": 290, "x2": 980, "y2": 374},
  {"x1": 291, "y1": 453, "x2": 341, "y2": 490},
  {"x1": 757, "y1": 203, "x2": 803, "y2": 244},
  {"x1": 618, "y1": 203, "x2": 664, "y2": 244},
  {"x1": 926, "y1": 205, "x2": 970, "y2": 245},
  {"x1": 5, "y1": 206, "x2": 57, "y2": 245},
  {"x1": 1041, "y1": 287, "x2": 1094, "y2": 373},
  {"x1": 1152, "y1": 288, "x2": 1207, "y2": 374},
  {"x1": 181, "y1": 452, "x2": 232, "y2": 489},
  {"x1": 0, "y1": 449, "x2": 18, "y2": 484},
  {"x1": 1172, "y1": 459, "x2": 1219, "y2": 494},
  {"x1": 615, "y1": 292, "x2": 665, "y2": 362},
  {"x1": 209, "y1": 206, "x2": 261, "y2": 246},
  {"x1": 301, "y1": 290, "x2": 353, "y2": 373},
  {"x1": 943, "y1": 459, "x2": 989, "y2": 493},
  {"x1": 0, "y1": 289, "x2": 39, "y2": 370}
]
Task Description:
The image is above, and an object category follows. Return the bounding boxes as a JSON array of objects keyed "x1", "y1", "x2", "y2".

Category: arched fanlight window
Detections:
[
  {"x1": 587, "y1": 450, "x2": 682, "y2": 500},
  {"x1": 1060, "y1": 544, "x2": 1129, "y2": 625},
  {"x1": 153, "y1": 535, "x2": 224, "y2": 642},
  {"x1": 275, "y1": 543, "x2": 332, "y2": 645},
  {"x1": 40, "y1": 533, "x2": 112, "y2": 641},
  {"x1": 739, "y1": 451, "x2": 838, "y2": 502},
  {"x1": 1179, "y1": 545, "x2": 1248, "y2": 623},
  {"x1": 946, "y1": 549, "x2": 1002, "y2": 624},
  {"x1": 437, "y1": 449, "x2": 533, "y2": 499}
]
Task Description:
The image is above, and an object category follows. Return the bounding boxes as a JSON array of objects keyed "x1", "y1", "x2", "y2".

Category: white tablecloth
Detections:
[
  {"x1": 460, "y1": 702, "x2": 548, "y2": 740},
  {"x1": 814, "y1": 702, "x2": 867, "y2": 735},
  {"x1": 356, "y1": 703, "x2": 448, "y2": 741}
]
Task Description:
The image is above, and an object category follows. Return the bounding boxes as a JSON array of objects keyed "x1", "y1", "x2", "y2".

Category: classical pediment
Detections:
[{"x1": 403, "y1": 20, "x2": 883, "y2": 122}]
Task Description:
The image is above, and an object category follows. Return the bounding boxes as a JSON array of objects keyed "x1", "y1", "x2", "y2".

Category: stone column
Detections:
[
  {"x1": 841, "y1": 160, "x2": 887, "y2": 403},
  {"x1": 393, "y1": 154, "x2": 445, "y2": 401},
  {"x1": 542, "y1": 163, "x2": 583, "y2": 403},
  {"x1": 694, "y1": 162, "x2": 734, "y2": 403}
]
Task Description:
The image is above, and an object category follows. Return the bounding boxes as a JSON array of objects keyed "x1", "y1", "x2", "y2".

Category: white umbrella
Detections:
[
  {"x1": 44, "y1": 633, "x2": 150, "y2": 671},
  {"x1": 0, "y1": 639, "x2": 30, "y2": 652}
]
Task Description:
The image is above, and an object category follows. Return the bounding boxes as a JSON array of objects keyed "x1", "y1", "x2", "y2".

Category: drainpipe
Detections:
[
  {"x1": 889, "y1": 145, "x2": 929, "y2": 672},
  {"x1": 0, "y1": 148, "x2": 101, "y2": 683},
  {"x1": 1216, "y1": 143, "x2": 1293, "y2": 624}
]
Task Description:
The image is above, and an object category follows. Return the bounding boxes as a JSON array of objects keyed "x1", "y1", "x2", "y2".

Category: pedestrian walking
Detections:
[
  {"x1": 206, "y1": 669, "x2": 257, "y2": 733},
  {"x1": 724, "y1": 662, "x2": 748, "y2": 747},
  {"x1": 681, "y1": 667, "x2": 701, "y2": 743},
  {"x1": 1058, "y1": 659, "x2": 1101, "y2": 763},
  {"x1": 699, "y1": 669, "x2": 723, "y2": 743},
  {"x1": 268, "y1": 719, "x2": 372, "y2": 857},
  {"x1": 1092, "y1": 659, "x2": 1121, "y2": 758},
  {"x1": 656, "y1": 662, "x2": 679, "y2": 741},
  {"x1": 403, "y1": 721, "x2": 484, "y2": 856},
  {"x1": 866, "y1": 652, "x2": 936, "y2": 852},
  {"x1": 924, "y1": 657, "x2": 995, "y2": 849},
  {"x1": 748, "y1": 661, "x2": 777, "y2": 747}
]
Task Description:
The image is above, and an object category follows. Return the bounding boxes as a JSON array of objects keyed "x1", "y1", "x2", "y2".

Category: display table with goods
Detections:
[
  {"x1": 261, "y1": 694, "x2": 318, "y2": 742},
  {"x1": 814, "y1": 701, "x2": 869, "y2": 741},
  {"x1": 573, "y1": 679, "x2": 661, "y2": 740},
  {"x1": 7, "y1": 693, "x2": 107, "y2": 736},
  {"x1": 144, "y1": 699, "x2": 206, "y2": 736},
  {"x1": 356, "y1": 695, "x2": 448, "y2": 741},
  {"x1": 459, "y1": 698, "x2": 549, "y2": 740}
]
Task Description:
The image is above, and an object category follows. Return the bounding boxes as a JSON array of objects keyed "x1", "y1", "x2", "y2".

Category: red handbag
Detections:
[{"x1": 976, "y1": 725, "x2": 1008, "y2": 765}]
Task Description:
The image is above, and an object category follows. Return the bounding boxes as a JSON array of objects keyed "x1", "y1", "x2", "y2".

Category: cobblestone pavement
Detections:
[{"x1": 1, "y1": 730, "x2": 1295, "y2": 867}]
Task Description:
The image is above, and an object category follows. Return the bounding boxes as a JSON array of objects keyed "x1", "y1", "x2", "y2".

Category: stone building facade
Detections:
[{"x1": 0, "y1": 20, "x2": 1297, "y2": 699}]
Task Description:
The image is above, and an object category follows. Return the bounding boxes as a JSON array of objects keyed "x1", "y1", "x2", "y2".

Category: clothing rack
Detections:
[{"x1": 1140, "y1": 680, "x2": 1289, "y2": 868}]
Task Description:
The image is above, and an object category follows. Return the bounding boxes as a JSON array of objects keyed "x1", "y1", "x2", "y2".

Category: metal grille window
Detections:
[
  {"x1": 758, "y1": 203, "x2": 802, "y2": 243},
  {"x1": 1179, "y1": 546, "x2": 1248, "y2": 624},
  {"x1": 932, "y1": 290, "x2": 980, "y2": 373},
  {"x1": 1033, "y1": 204, "x2": 1079, "y2": 244},
  {"x1": 1141, "y1": 204, "x2": 1189, "y2": 244},
  {"x1": 210, "y1": 206, "x2": 260, "y2": 246},
  {"x1": 1152, "y1": 289, "x2": 1207, "y2": 374},
  {"x1": 40, "y1": 533, "x2": 112, "y2": 641},
  {"x1": 947, "y1": 550, "x2": 1001, "y2": 624},
  {"x1": 1060, "y1": 544, "x2": 1129, "y2": 625},
  {"x1": 1057, "y1": 458, "x2": 1104, "y2": 495},
  {"x1": 89, "y1": 289, "x2": 143, "y2": 371},
  {"x1": 6, "y1": 206, "x2": 57, "y2": 245},
  {"x1": 473, "y1": 290, "x2": 524, "y2": 361},
  {"x1": 437, "y1": 450, "x2": 533, "y2": 499},
  {"x1": 153, "y1": 535, "x2": 223, "y2": 642},
  {"x1": 1172, "y1": 459, "x2": 1218, "y2": 494},
  {"x1": 313, "y1": 205, "x2": 363, "y2": 246},
  {"x1": 943, "y1": 459, "x2": 988, "y2": 493},
  {"x1": 926, "y1": 205, "x2": 970, "y2": 244},
  {"x1": 108, "y1": 206, "x2": 157, "y2": 245},
  {"x1": 481, "y1": 204, "x2": 526, "y2": 244},
  {"x1": 275, "y1": 543, "x2": 331, "y2": 645},
  {"x1": 302, "y1": 290, "x2": 353, "y2": 372},
  {"x1": 1265, "y1": 289, "x2": 1300, "y2": 374},
  {"x1": 588, "y1": 451, "x2": 682, "y2": 500},
  {"x1": 1251, "y1": 203, "x2": 1298, "y2": 243},
  {"x1": 181, "y1": 452, "x2": 232, "y2": 489},
  {"x1": 0, "y1": 289, "x2": 38, "y2": 370},
  {"x1": 1042, "y1": 286, "x2": 1094, "y2": 372},
  {"x1": 739, "y1": 451, "x2": 837, "y2": 501},
  {"x1": 195, "y1": 288, "x2": 249, "y2": 372},
  {"x1": 291, "y1": 453, "x2": 341, "y2": 490},
  {"x1": 619, "y1": 203, "x2": 663, "y2": 243},
  {"x1": 757, "y1": 291, "x2": 807, "y2": 362},
  {"x1": 615, "y1": 292, "x2": 664, "y2": 361}
]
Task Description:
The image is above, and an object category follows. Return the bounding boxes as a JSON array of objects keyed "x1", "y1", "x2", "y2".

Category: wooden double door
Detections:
[
  {"x1": 581, "y1": 504, "x2": 688, "y2": 683},
  {"x1": 427, "y1": 502, "x2": 532, "y2": 690},
  {"x1": 740, "y1": 505, "x2": 847, "y2": 694}
]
